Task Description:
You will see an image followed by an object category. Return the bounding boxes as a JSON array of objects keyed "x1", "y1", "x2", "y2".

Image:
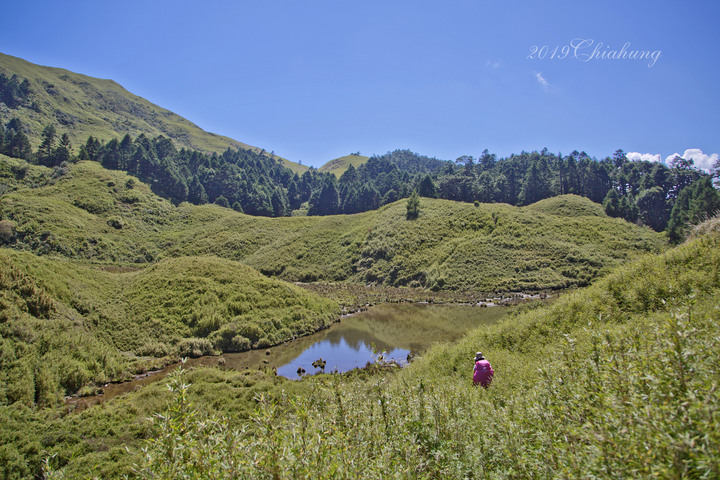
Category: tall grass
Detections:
[{"x1": 128, "y1": 229, "x2": 720, "y2": 479}]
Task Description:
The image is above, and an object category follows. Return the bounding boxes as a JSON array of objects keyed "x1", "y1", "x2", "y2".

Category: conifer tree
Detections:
[{"x1": 406, "y1": 190, "x2": 420, "y2": 220}]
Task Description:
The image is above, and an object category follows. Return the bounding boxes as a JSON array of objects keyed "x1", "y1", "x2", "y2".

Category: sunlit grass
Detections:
[{"x1": 125, "y1": 228, "x2": 720, "y2": 479}]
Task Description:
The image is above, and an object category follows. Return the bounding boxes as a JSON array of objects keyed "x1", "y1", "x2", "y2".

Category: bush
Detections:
[
  {"x1": 0, "y1": 220, "x2": 16, "y2": 244},
  {"x1": 137, "y1": 341, "x2": 171, "y2": 358},
  {"x1": 209, "y1": 326, "x2": 251, "y2": 353},
  {"x1": 107, "y1": 217, "x2": 124, "y2": 229},
  {"x1": 177, "y1": 338, "x2": 215, "y2": 358}
]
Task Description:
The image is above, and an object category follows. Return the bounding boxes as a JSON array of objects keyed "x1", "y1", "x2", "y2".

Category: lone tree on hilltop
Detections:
[{"x1": 406, "y1": 190, "x2": 420, "y2": 220}]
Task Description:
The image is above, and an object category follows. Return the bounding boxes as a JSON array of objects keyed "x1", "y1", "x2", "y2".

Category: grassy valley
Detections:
[
  {"x1": 128, "y1": 220, "x2": 720, "y2": 479},
  {"x1": 18, "y1": 217, "x2": 716, "y2": 479},
  {"x1": 0, "y1": 142, "x2": 687, "y2": 478},
  {"x1": 3, "y1": 52, "x2": 718, "y2": 480}
]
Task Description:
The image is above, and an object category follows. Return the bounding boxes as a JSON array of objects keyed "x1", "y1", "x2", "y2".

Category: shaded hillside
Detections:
[
  {"x1": 0, "y1": 158, "x2": 667, "y2": 291},
  {"x1": 0, "y1": 52, "x2": 305, "y2": 173}
]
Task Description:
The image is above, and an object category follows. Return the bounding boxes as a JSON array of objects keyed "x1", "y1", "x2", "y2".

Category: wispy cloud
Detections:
[
  {"x1": 626, "y1": 152, "x2": 661, "y2": 163},
  {"x1": 664, "y1": 149, "x2": 718, "y2": 173},
  {"x1": 485, "y1": 60, "x2": 500, "y2": 69},
  {"x1": 535, "y1": 72, "x2": 549, "y2": 92}
]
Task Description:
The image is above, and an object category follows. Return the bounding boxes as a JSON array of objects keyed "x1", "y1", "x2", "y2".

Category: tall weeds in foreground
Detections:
[
  {"x1": 130, "y1": 296, "x2": 719, "y2": 479},
  {"x1": 128, "y1": 232, "x2": 720, "y2": 479}
]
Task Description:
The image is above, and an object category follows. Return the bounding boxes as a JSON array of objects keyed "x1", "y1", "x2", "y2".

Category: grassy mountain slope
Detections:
[
  {"x1": 13, "y1": 223, "x2": 716, "y2": 479},
  {"x1": 0, "y1": 158, "x2": 667, "y2": 292},
  {"x1": 318, "y1": 154, "x2": 369, "y2": 177},
  {"x1": 0, "y1": 248, "x2": 338, "y2": 407},
  {"x1": 0, "y1": 52, "x2": 305, "y2": 172},
  {"x1": 130, "y1": 223, "x2": 720, "y2": 479}
]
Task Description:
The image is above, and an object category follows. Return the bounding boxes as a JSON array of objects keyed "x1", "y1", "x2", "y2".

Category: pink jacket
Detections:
[{"x1": 473, "y1": 359, "x2": 494, "y2": 387}]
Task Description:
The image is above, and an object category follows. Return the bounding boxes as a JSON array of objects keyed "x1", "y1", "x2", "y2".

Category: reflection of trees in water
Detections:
[
  {"x1": 323, "y1": 328, "x2": 394, "y2": 353},
  {"x1": 334, "y1": 304, "x2": 502, "y2": 351}
]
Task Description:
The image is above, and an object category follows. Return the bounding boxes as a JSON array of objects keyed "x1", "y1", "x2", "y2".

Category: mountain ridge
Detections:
[{"x1": 0, "y1": 52, "x2": 307, "y2": 173}]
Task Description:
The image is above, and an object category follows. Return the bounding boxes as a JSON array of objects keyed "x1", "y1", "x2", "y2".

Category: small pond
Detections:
[
  {"x1": 67, "y1": 303, "x2": 507, "y2": 410},
  {"x1": 276, "y1": 302, "x2": 506, "y2": 377}
]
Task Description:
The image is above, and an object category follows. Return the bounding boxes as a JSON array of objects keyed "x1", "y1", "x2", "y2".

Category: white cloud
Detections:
[
  {"x1": 664, "y1": 149, "x2": 719, "y2": 173},
  {"x1": 535, "y1": 72, "x2": 549, "y2": 92},
  {"x1": 485, "y1": 60, "x2": 500, "y2": 69},
  {"x1": 626, "y1": 152, "x2": 661, "y2": 163}
]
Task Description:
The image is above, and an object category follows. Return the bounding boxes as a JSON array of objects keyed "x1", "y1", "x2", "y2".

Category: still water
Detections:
[
  {"x1": 276, "y1": 303, "x2": 505, "y2": 377},
  {"x1": 67, "y1": 303, "x2": 506, "y2": 410}
]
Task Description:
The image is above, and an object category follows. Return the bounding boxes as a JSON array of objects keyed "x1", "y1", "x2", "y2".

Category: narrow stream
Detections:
[{"x1": 66, "y1": 303, "x2": 508, "y2": 411}]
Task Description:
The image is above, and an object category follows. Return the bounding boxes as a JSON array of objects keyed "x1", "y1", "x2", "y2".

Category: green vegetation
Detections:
[
  {"x1": 0, "y1": 248, "x2": 338, "y2": 407},
  {"x1": 406, "y1": 190, "x2": 420, "y2": 220},
  {"x1": 0, "y1": 52, "x2": 305, "y2": 172},
  {"x1": 318, "y1": 153, "x2": 369, "y2": 177},
  {"x1": 123, "y1": 223, "x2": 720, "y2": 479},
  {"x1": 1, "y1": 158, "x2": 666, "y2": 291},
  {"x1": 3, "y1": 51, "x2": 717, "y2": 480}
]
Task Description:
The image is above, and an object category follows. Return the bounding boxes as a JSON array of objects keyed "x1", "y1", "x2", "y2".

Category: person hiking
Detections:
[{"x1": 473, "y1": 352, "x2": 494, "y2": 388}]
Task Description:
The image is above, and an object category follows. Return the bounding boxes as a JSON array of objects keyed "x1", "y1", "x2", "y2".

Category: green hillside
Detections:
[
  {"x1": 0, "y1": 52, "x2": 306, "y2": 173},
  {"x1": 1, "y1": 158, "x2": 666, "y2": 291},
  {"x1": 131, "y1": 221, "x2": 720, "y2": 479},
  {"x1": 0, "y1": 248, "x2": 338, "y2": 404},
  {"x1": 318, "y1": 153, "x2": 369, "y2": 177},
  {"x1": 0, "y1": 156, "x2": 686, "y2": 478}
]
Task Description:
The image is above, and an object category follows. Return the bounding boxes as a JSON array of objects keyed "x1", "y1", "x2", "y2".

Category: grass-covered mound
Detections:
[
  {"x1": 1, "y1": 158, "x2": 667, "y2": 292},
  {"x1": 0, "y1": 248, "x2": 339, "y2": 407},
  {"x1": 318, "y1": 154, "x2": 370, "y2": 177},
  {"x1": 123, "y1": 256, "x2": 339, "y2": 355},
  {"x1": 130, "y1": 225, "x2": 719, "y2": 479}
]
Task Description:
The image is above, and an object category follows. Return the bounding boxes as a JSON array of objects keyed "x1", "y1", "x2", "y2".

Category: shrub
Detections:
[
  {"x1": 107, "y1": 217, "x2": 124, "y2": 229},
  {"x1": 208, "y1": 326, "x2": 251, "y2": 353},
  {"x1": 119, "y1": 191, "x2": 141, "y2": 204},
  {"x1": 177, "y1": 338, "x2": 215, "y2": 358},
  {"x1": 137, "y1": 341, "x2": 171, "y2": 358},
  {"x1": 0, "y1": 220, "x2": 16, "y2": 244}
]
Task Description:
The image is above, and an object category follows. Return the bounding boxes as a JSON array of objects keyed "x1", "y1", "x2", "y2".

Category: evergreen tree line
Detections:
[
  {"x1": 0, "y1": 118, "x2": 72, "y2": 167},
  {"x1": 80, "y1": 133, "x2": 298, "y2": 216},
  {"x1": 419, "y1": 148, "x2": 720, "y2": 243},
  {"x1": 2, "y1": 118, "x2": 718, "y2": 243}
]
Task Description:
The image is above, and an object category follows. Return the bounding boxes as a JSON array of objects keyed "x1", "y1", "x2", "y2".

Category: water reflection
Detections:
[
  {"x1": 66, "y1": 303, "x2": 506, "y2": 410},
  {"x1": 276, "y1": 337, "x2": 409, "y2": 378},
  {"x1": 275, "y1": 303, "x2": 505, "y2": 378}
]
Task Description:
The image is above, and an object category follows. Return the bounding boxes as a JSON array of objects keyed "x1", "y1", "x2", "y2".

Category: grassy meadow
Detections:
[
  {"x1": 5, "y1": 154, "x2": 716, "y2": 478},
  {"x1": 1, "y1": 158, "x2": 666, "y2": 292},
  {"x1": 318, "y1": 154, "x2": 370, "y2": 177},
  {"x1": 125, "y1": 221, "x2": 720, "y2": 479}
]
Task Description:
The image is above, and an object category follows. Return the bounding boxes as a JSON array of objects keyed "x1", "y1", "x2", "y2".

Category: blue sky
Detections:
[{"x1": 1, "y1": 0, "x2": 718, "y2": 169}]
